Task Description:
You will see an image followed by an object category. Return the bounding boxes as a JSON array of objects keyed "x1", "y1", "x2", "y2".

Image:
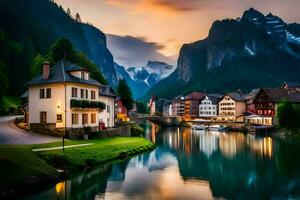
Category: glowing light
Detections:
[{"x1": 55, "y1": 181, "x2": 65, "y2": 194}]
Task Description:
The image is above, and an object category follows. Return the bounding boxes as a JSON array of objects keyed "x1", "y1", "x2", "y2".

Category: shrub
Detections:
[
  {"x1": 130, "y1": 124, "x2": 144, "y2": 137},
  {"x1": 70, "y1": 99, "x2": 106, "y2": 110},
  {"x1": 277, "y1": 101, "x2": 300, "y2": 128}
]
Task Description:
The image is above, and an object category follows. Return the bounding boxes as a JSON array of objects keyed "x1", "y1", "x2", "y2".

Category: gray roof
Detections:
[
  {"x1": 205, "y1": 94, "x2": 223, "y2": 104},
  {"x1": 256, "y1": 88, "x2": 300, "y2": 103},
  {"x1": 99, "y1": 85, "x2": 117, "y2": 98},
  {"x1": 225, "y1": 92, "x2": 246, "y2": 102},
  {"x1": 27, "y1": 60, "x2": 102, "y2": 87}
]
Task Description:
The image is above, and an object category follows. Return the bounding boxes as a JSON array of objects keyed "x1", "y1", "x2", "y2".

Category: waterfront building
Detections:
[
  {"x1": 252, "y1": 87, "x2": 300, "y2": 125},
  {"x1": 199, "y1": 94, "x2": 222, "y2": 118},
  {"x1": 184, "y1": 92, "x2": 206, "y2": 120},
  {"x1": 171, "y1": 96, "x2": 185, "y2": 117},
  {"x1": 115, "y1": 97, "x2": 128, "y2": 122},
  {"x1": 218, "y1": 92, "x2": 246, "y2": 121},
  {"x1": 148, "y1": 96, "x2": 156, "y2": 115},
  {"x1": 99, "y1": 85, "x2": 117, "y2": 127},
  {"x1": 27, "y1": 60, "x2": 105, "y2": 132}
]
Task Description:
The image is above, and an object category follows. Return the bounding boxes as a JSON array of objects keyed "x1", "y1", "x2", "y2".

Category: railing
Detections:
[{"x1": 70, "y1": 99, "x2": 106, "y2": 110}]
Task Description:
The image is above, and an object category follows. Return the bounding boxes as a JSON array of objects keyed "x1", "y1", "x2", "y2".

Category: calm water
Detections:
[{"x1": 22, "y1": 123, "x2": 300, "y2": 200}]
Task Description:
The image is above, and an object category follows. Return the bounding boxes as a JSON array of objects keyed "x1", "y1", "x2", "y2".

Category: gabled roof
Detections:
[
  {"x1": 99, "y1": 85, "x2": 117, "y2": 98},
  {"x1": 224, "y1": 92, "x2": 245, "y2": 102},
  {"x1": 204, "y1": 94, "x2": 223, "y2": 104},
  {"x1": 257, "y1": 88, "x2": 300, "y2": 103},
  {"x1": 27, "y1": 60, "x2": 102, "y2": 87},
  {"x1": 281, "y1": 82, "x2": 300, "y2": 88}
]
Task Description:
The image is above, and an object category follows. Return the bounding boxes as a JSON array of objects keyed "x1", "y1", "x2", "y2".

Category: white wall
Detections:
[
  {"x1": 98, "y1": 95, "x2": 115, "y2": 127},
  {"x1": 199, "y1": 97, "x2": 218, "y2": 117},
  {"x1": 28, "y1": 82, "x2": 100, "y2": 129}
]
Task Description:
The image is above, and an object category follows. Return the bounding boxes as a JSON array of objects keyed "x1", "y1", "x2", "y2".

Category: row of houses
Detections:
[
  {"x1": 148, "y1": 82, "x2": 300, "y2": 126},
  {"x1": 22, "y1": 60, "x2": 129, "y2": 133}
]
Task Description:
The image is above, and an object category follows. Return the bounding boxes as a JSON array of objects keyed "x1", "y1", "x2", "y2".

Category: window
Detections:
[
  {"x1": 72, "y1": 87, "x2": 78, "y2": 98},
  {"x1": 72, "y1": 114, "x2": 78, "y2": 124},
  {"x1": 91, "y1": 90, "x2": 96, "y2": 99},
  {"x1": 81, "y1": 89, "x2": 84, "y2": 99},
  {"x1": 56, "y1": 114, "x2": 62, "y2": 123},
  {"x1": 82, "y1": 114, "x2": 88, "y2": 124},
  {"x1": 81, "y1": 71, "x2": 85, "y2": 79},
  {"x1": 40, "y1": 89, "x2": 45, "y2": 99},
  {"x1": 40, "y1": 112, "x2": 47, "y2": 123},
  {"x1": 46, "y1": 88, "x2": 51, "y2": 98},
  {"x1": 85, "y1": 90, "x2": 88, "y2": 99},
  {"x1": 91, "y1": 113, "x2": 96, "y2": 123},
  {"x1": 107, "y1": 105, "x2": 110, "y2": 113}
]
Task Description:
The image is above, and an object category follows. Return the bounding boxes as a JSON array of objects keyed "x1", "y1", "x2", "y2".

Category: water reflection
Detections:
[{"x1": 22, "y1": 124, "x2": 300, "y2": 200}]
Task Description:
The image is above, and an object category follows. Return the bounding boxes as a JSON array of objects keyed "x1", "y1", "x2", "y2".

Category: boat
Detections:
[
  {"x1": 191, "y1": 125, "x2": 207, "y2": 130},
  {"x1": 208, "y1": 125, "x2": 227, "y2": 131}
]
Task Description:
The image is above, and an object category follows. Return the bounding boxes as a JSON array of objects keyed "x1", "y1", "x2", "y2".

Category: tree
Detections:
[
  {"x1": 75, "y1": 13, "x2": 81, "y2": 22},
  {"x1": 136, "y1": 101, "x2": 147, "y2": 113},
  {"x1": 117, "y1": 79, "x2": 134, "y2": 111},
  {"x1": 29, "y1": 54, "x2": 45, "y2": 78},
  {"x1": 277, "y1": 101, "x2": 300, "y2": 128},
  {"x1": 49, "y1": 38, "x2": 76, "y2": 63},
  {"x1": 66, "y1": 7, "x2": 71, "y2": 17}
]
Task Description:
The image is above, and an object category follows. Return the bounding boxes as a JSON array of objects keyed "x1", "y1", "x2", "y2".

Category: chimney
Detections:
[{"x1": 42, "y1": 61, "x2": 50, "y2": 79}]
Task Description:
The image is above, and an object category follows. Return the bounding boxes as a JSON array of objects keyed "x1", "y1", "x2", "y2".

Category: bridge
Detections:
[{"x1": 130, "y1": 115, "x2": 183, "y2": 126}]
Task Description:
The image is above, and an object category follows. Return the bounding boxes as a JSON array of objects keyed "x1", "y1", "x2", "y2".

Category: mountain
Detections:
[
  {"x1": 115, "y1": 61, "x2": 174, "y2": 99},
  {"x1": 145, "y1": 8, "x2": 300, "y2": 99},
  {"x1": 0, "y1": 0, "x2": 117, "y2": 98}
]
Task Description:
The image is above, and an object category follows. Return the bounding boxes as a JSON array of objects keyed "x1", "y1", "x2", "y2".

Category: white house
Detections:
[
  {"x1": 218, "y1": 92, "x2": 246, "y2": 121},
  {"x1": 99, "y1": 85, "x2": 117, "y2": 127},
  {"x1": 27, "y1": 60, "x2": 106, "y2": 132},
  {"x1": 199, "y1": 95, "x2": 222, "y2": 118}
]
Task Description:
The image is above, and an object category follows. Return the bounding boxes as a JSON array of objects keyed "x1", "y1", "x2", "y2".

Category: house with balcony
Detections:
[
  {"x1": 199, "y1": 94, "x2": 222, "y2": 118},
  {"x1": 218, "y1": 92, "x2": 246, "y2": 121},
  {"x1": 99, "y1": 85, "x2": 117, "y2": 128},
  {"x1": 26, "y1": 60, "x2": 106, "y2": 133}
]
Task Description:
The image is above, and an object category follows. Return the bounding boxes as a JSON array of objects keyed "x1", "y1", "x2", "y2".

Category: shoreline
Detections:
[{"x1": 0, "y1": 137, "x2": 156, "y2": 199}]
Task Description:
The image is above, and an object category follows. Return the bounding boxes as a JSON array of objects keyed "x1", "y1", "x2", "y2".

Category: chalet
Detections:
[
  {"x1": 184, "y1": 92, "x2": 206, "y2": 120},
  {"x1": 252, "y1": 87, "x2": 300, "y2": 125},
  {"x1": 99, "y1": 85, "x2": 117, "y2": 128},
  {"x1": 199, "y1": 94, "x2": 222, "y2": 118},
  {"x1": 218, "y1": 92, "x2": 246, "y2": 121},
  {"x1": 27, "y1": 60, "x2": 105, "y2": 133}
]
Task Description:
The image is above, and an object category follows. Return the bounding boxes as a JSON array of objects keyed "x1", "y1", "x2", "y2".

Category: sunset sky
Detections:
[{"x1": 55, "y1": 0, "x2": 300, "y2": 66}]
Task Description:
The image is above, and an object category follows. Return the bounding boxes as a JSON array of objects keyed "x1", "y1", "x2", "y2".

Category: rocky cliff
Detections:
[{"x1": 145, "y1": 8, "x2": 300, "y2": 99}]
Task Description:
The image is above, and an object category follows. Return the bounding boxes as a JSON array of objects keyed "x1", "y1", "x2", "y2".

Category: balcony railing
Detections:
[{"x1": 70, "y1": 99, "x2": 106, "y2": 110}]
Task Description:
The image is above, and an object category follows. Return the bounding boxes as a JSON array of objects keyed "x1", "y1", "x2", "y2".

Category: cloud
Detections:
[
  {"x1": 105, "y1": 0, "x2": 206, "y2": 13},
  {"x1": 150, "y1": 0, "x2": 202, "y2": 12},
  {"x1": 106, "y1": 34, "x2": 177, "y2": 68}
]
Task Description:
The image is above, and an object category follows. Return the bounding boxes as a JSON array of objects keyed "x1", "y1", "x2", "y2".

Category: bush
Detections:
[{"x1": 130, "y1": 124, "x2": 144, "y2": 137}]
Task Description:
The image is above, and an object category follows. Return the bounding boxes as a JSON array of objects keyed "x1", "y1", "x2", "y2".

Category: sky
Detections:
[{"x1": 54, "y1": 0, "x2": 300, "y2": 67}]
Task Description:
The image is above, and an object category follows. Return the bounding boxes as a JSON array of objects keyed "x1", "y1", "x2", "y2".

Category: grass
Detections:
[{"x1": 0, "y1": 137, "x2": 155, "y2": 196}]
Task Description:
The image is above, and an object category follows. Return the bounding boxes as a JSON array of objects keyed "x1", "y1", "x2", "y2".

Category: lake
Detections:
[{"x1": 22, "y1": 123, "x2": 300, "y2": 200}]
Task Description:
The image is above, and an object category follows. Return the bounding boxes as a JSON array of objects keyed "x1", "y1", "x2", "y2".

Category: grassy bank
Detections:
[{"x1": 0, "y1": 137, "x2": 155, "y2": 197}]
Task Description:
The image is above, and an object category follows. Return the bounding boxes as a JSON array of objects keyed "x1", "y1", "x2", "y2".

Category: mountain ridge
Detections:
[{"x1": 144, "y1": 8, "x2": 300, "y2": 99}]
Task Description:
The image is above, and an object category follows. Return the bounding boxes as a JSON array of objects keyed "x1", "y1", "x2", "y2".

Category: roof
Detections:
[
  {"x1": 224, "y1": 92, "x2": 245, "y2": 102},
  {"x1": 205, "y1": 94, "x2": 223, "y2": 104},
  {"x1": 281, "y1": 82, "x2": 300, "y2": 88},
  {"x1": 99, "y1": 85, "x2": 117, "y2": 98},
  {"x1": 20, "y1": 91, "x2": 28, "y2": 98},
  {"x1": 257, "y1": 88, "x2": 300, "y2": 103},
  {"x1": 185, "y1": 92, "x2": 206, "y2": 100},
  {"x1": 27, "y1": 60, "x2": 102, "y2": 87},
  {"x1": 243, "y1": 89, "x2": 259, "y2": 102}
]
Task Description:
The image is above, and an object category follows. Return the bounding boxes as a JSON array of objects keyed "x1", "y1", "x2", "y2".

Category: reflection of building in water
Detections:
[
  {"x1": 219, "y1": 133, "x2": 246, "y2": 158},
  {"x1": 182, "y1": 128, "x2": 192, "y2": 155},
  {"x1": 247, "y1": 135, "x2": 273, "y2": 158},
  {"x1": 198, "y1": 132, "x2": 219, "y2": 157}
]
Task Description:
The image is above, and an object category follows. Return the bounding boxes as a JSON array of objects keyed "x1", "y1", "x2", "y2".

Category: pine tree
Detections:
[
  {"x1": 66, "y1": 7, "x2": 71, "y2": 17},
  {"x1": 117, "y1": 79, "x2": 134, "y2": 111},
  {"x1": 75, "y1": 13, "x2": 81, "y2": 22}
]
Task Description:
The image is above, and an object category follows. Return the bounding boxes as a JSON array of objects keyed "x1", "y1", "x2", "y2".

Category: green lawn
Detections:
[{"x1": 0, "y1": 137, "x2": 155, "y2": 195}]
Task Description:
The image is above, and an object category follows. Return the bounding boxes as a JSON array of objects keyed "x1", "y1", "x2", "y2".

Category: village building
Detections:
[
  {"x1": 184, "y1": 92, "x2": 206, "y2": 120},
  {"x1": 251, "y1": 87, "x2": 300, "y2": 125},
  {"x1": 99, "y1": 85, "x2": 117, "y2": 128},
  {"x1": 162, "y1": 100, "x2": 172, "y2": 117},
  {"x1": 243, "y1": 89, "x2": 259, "y2": 114},
  {"x1": 115, "y1": 97, "x2": 128, "y2": 122},
  {"x1": 218, "y1": 92, "x2": 246, "y2": 121},
  {"x1": 171, "y1": 96, "x2": 185, "y2": 117},
  {"x1": 148, "y1": 96, "x2": 156, "y2": 115},
  {"x1": 26, "y1": 60, "x2": 105, "y2": 132},
  {"x1": 199, "y1": 94, "x2": 222, "y2": 118}
]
